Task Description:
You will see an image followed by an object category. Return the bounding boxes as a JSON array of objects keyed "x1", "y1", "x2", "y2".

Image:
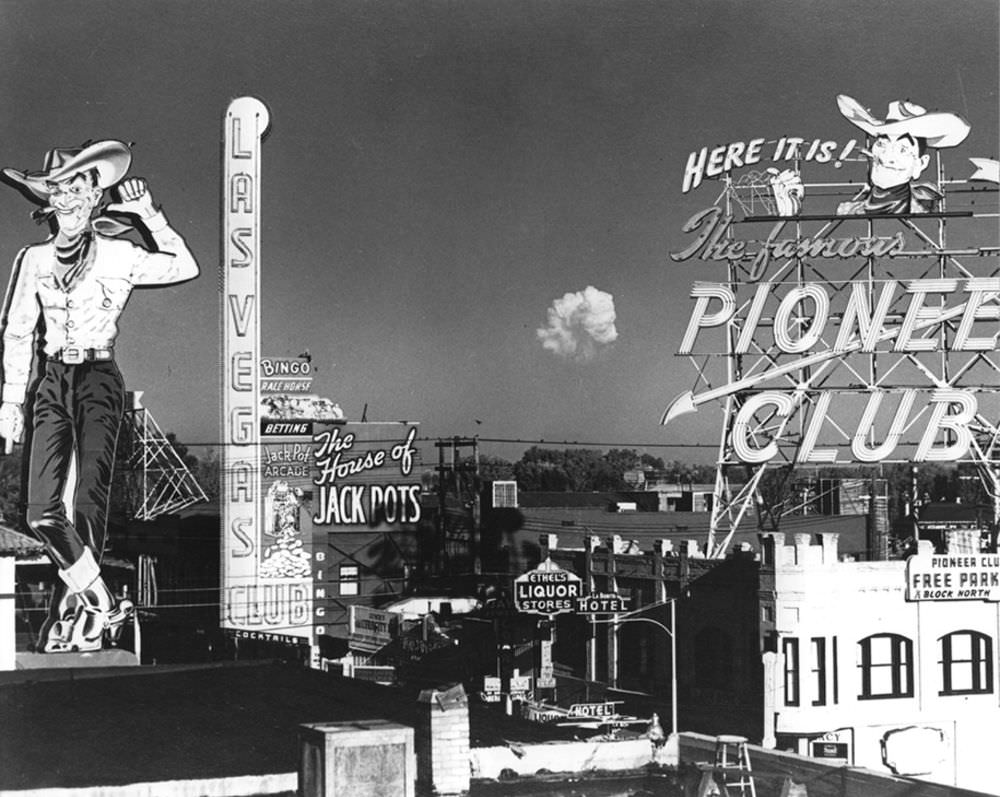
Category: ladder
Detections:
[{"x1": 713, "y1": 734, "x2": 757, "y2": 797}]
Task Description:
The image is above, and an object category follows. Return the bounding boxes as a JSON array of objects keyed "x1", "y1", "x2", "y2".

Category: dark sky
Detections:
[{"x1": 0, "y1": 0, "x2": 996, "y2": 462}]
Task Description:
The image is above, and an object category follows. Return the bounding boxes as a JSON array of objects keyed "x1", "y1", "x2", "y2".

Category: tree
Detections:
[
  {"x1": 513, "y1": 447, "x2": 595, "y2": 491},
  {"x1": 194, "y1": 449, "x2": 221, "y2": 504},
  {"x1": 510, "y1": 446, "x2": 661, "y2": 492},
  {"x1": 604, "y1": 448, "x2": 643, "y2": 475},
  {"x1": 512, "y1": 455, "x2": 570, "y2": 492},
  {"x1": 639, "y1": 452, "x2": 666, "y2": 471},
  {"x1": 166, "y1": 432, "x2": 200, "y2": 472},
  {"x1": 477, "y1": 455, "x2": 515, "y2": 483},
  {"x1": 754, "y1": 465, "x2": 797, "y2": 528}
]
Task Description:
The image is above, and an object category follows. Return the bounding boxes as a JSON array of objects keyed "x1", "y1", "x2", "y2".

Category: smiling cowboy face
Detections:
[
  {"x1": 45, "y1": 172, "x2": 102, "y2": 238},
  {"x1": 868, "y1": 133, "x2": 930, "y2": 190}
]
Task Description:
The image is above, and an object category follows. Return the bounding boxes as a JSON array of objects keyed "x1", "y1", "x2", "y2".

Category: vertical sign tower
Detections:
[
  {"x1": 221, "y1": 97, "x2": 268, "y2": 638},
  {"x1": 217, "y1": 98, "x2": 419, "y2": 659}
]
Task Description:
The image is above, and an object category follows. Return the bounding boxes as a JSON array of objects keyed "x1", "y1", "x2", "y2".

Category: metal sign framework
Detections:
[
  {"x1": 118, "y1": 391, "x2": 208, "y2": 520},
  {"x1": 683, "y1": 157, "x2": 1000, "y2": 556}
]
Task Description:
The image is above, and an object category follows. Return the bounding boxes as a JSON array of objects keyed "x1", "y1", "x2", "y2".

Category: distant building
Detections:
[
  {"x1": 622, "y1": 471, "x2": 717, "y2": 512},
  {"x1": 2, "y1": 526, "x2": 45, "y2": 669},
  {"x1": 646, "y1": 482, "x2": 716, "y2": 513},
  {"x1": 479, "y1": 482, "x2": 871, "y2": 577},
  {"x1": 814, "y1": 478, "x2": 871, "y2": 516},
  {"x1": 916, "y1": 501, "x2": 996, "y2": 554}
]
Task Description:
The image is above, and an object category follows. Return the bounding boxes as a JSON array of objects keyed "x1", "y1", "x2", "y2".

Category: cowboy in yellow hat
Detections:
[
  {"x1": 0, "y1": 141, "x2": 199, "y2": 653},
  {"x1": 836, "y1": 95, "x2": 971, "y2": 215}
]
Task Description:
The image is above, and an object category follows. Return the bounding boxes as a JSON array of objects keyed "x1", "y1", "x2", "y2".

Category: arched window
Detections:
[
  {"x1": 939, "y1": 630, "x2": 993, "y2": 695},
  {"x1": 857, "y1": 633, "x2": 913, "y2": 699}
]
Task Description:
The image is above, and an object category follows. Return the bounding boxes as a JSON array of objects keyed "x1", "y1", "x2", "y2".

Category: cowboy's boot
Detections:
[
  {"x1": 54, "y1": 548, "x2": 134, "y2": 651},
  {"x1": 37, "y1": 581, "x2": 86, "y2": 653},
  {"x1": 45, "y1": 603, "x2": 101, "y2": 652},
  {"x1": 75, "y1": 578, "x2": 134, "y2": 647}
]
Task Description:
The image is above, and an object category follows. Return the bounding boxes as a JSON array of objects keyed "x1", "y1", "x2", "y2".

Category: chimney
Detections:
[
  {"x1": 868, "y1": 478, "x2": 890, "y2": 561},
  {"x1": 793, "y1": 533, "x2": 812, "y2": 565},
  {"x1": 820, "y1": 533, "x2": 839, "y2": 564}
]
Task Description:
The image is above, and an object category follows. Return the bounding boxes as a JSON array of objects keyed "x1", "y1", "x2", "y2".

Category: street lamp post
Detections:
[{"x1": 592, "y1": 599, "x2": 678, "y2": 737}]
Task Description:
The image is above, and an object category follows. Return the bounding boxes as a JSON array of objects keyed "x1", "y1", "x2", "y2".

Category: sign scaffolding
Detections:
[{"x1": 662, "y1": 98, "x2": 1000, "y2": 556}]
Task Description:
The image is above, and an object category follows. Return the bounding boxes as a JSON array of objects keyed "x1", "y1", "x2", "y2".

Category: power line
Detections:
[
  {"x1": 153, "y1": 434, "x2": 1000, "y2": 454},
  {"x1": 439, "y1": 437, "x2": 720, "y2": 450},
  {"x1": 149, "y1": 437, "x2": 722, "y2": 451}
]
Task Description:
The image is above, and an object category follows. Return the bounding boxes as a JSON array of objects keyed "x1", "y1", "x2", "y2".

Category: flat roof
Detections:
[{"x1": 0, "y1": 660, "x2": 578, "y2": 791}]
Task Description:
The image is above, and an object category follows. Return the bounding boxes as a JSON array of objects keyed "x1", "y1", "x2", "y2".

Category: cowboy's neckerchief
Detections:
[
  {"x1": 33, "y1": 204, "x2": 135, "y2": 292},
  {"x1": 847, "y1": 181, "x2": 943, "y2": 215},
  {"x1": 53, "y1": 230, "x2": 93, "y2": 291}
]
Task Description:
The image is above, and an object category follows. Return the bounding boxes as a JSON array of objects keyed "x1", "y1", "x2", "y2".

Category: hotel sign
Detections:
[{"x1": 576, "y1": 593, "x2": 629, "y2": 614}]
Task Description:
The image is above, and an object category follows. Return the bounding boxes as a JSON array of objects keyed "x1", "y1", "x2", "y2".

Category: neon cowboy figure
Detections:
[
  {"x1": 836, "y1": 95, "x2": 970, "y2": 215},
  {"x1": 0, "y1": 141, "x2": 199, "y2": 652}
]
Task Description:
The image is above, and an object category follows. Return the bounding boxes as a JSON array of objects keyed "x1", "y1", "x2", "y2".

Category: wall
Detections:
[
  {"x1": 1, "y1": 555, "x2": 14, "y2": 670},
  {"x1": 678, "y1": 732, "x2": 994, "y2": 797},
  {"x1": 471, "y1": 737, "x2": 676, "y2": 781}
]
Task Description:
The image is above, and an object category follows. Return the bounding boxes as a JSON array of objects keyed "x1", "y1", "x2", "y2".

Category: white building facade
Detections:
[{"x1": 762, "y1": 532, "x2": 1000, "y2": 793}]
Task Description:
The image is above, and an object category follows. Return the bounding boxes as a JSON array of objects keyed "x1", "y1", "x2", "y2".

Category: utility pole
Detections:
[{"x1": 435, "y1": 437, "x2": 482, "y2": 576}]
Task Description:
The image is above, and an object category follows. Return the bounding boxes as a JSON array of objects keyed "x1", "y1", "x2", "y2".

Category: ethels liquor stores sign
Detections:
[{"x1": 514, "y1": 560, "x2": 583, "y2": 616}]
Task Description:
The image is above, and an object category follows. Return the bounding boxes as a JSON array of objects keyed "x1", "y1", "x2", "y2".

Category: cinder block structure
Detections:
[{"x1": 416, "y1": 683, "x2": 471, "y2": 796}]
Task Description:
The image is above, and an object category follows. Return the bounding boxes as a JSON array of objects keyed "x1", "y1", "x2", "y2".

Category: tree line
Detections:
[{"x1": 473, "y1": 447, "x2": 716, "y2": 493}]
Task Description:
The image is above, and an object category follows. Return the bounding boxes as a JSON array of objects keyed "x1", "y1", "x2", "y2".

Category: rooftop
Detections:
[
  {"x1": 0, "y1": 660, "x2": 581, "y2": 792},
  {"x1": 0, "y1": 525, "x2": 44, "y2": 558},
  {"x1": 514, "y1": 508, "x2": 870, "y2": 557}
]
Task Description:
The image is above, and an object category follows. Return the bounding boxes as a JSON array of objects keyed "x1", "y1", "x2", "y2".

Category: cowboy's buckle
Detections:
[{"x1": 61, "y1": 347, "x2": 84, "y2": 364}]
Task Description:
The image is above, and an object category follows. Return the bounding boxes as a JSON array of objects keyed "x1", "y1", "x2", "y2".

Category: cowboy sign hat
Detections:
[
  {"x1": 837, "y1": 95, "x2": 970, "y2": 149},
  {"x1": 3, "y1": 140, "x2": 131, "y2": 201}
]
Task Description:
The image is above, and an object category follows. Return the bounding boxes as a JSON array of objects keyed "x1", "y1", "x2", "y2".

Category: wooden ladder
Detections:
[{"x1": 712, "y1": 734, "x2": 757, "y2": 797}]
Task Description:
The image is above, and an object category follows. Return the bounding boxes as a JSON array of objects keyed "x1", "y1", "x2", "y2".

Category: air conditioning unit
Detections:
[{"x1": 492, "y1": 480, "x2": 518, "y2": 508}]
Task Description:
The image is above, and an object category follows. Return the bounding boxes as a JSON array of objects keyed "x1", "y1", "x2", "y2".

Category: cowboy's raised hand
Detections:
[
  {"x1": 106, "y1": 177, "x2": 157, "y2": 218},
  {"x1": 767, "y1": 168, "x2": 804, "y2": 217}
]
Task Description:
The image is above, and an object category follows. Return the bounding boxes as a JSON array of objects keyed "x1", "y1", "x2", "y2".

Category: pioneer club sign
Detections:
[
  {"x1": 907, "y1": 551, "x2": 1000, "y2": 602},
  {"x1": 661, "y1": 94, "x2": 1000, "y2": 468}
]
